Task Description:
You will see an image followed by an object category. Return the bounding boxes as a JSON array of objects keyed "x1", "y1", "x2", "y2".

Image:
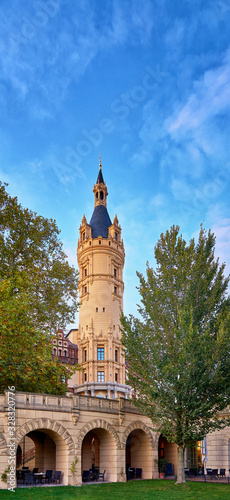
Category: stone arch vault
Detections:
[
  {"x1": 76, "y1": 418, "x2": 121, "y2": 452},
  {"x1": 15, "y1": 418, "x2": 75, "y2": 455},
  {"x1": 121, "y1": 420, "x2": 155, "y2": 450}
]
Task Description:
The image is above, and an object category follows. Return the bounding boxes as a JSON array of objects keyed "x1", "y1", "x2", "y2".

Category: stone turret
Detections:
[{"x1": 69, "y1": 159, "x2": 130, "y2": 399}]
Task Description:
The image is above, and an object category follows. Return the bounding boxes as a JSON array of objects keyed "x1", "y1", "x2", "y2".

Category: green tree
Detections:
[
  {"x1": 121, "y1": 225, "x2": 230, "y2": 483},
  {"x1": 0, "y1": 181, "x2": 79, "y2": 394}
]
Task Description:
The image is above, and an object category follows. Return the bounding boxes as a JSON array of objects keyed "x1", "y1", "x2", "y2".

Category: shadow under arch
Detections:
[{"x1": 123, "y1": 420, "x2": 155, "y2": 481}]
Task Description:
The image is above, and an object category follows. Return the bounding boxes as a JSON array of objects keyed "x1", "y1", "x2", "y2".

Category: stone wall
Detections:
[
  {"x1": 0, "y1": 391, "x2": 158, "y2": 489},
  {"x1": 1, "y1": 392, "x2": 230, "y2": 489}
]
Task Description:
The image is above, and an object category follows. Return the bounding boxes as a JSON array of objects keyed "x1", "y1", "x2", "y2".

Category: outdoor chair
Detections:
[
  {"x1": 219, "y1": 468, "x2": 225, "y2": 478},
  {"x1": 33, "y1": 468, "x2": 38, "y2": 475},
  {"x1": 16, "y1": 470, "x2": 24, "y2": 483},
  {"x1": 127, "y1": 467, "x2": 135, "y2": 480},
  {"x1": 21, "y1": 467, "x2": 29, "y2": 484},
  {"x1": 211, "y1": 469, "x2": 218, "y2": 479},
  {"x1": 44, "y1": 469, "x2": 53, "y2": 483},
  {"x1": 24, "y1": 472, "x2": 35, "y2": 486},
  {"x1": 82, "y1": 470, "x2": 91, "y2": 482},
  {"x1": 165, "y1": 463, "x2": 174, "y2": 476},
  {"x1": 52, "y1": 471, "x2": 62, "y2": 484},
  {"x1": 97, "y1": 469, "x2": 106, "y2": 481},
  {"x1": 135, "y1": 468, "x2": 142, "y2": 479},
  {"x1": 91, "y1": 466, "x2": 99, "y2": 480}
]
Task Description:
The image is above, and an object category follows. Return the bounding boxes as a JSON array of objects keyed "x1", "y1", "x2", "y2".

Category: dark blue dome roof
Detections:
[{"x1": 89, "y1": 205, "x2": 112, "y2": 238}]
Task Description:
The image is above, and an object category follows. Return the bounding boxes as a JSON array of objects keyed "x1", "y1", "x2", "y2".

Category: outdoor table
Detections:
[{"x1": 34, "y1": 472, "x2": 45, "y2": 485}]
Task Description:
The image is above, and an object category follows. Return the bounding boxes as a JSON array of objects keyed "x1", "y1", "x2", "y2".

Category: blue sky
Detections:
[{"x1": 1, "y1": 0, "x2": 230, "y2": 329}]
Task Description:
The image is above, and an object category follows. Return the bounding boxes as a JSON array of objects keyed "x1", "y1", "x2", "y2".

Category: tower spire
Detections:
[{"x1": 95, "y1": 157, "x2": 106, "y2": 195}]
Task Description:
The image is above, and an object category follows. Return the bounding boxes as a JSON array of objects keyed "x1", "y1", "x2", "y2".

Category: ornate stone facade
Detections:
[
  {"x1": 0, "y1": 391, "x2": 158, "y2": 488},
  {"x1": 68, "y1": 162, "x2": 129, "y2": 398}
]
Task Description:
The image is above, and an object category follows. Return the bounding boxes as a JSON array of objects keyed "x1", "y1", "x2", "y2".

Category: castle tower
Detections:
[{"x1": 69, "y1": 159, "x2": 130, "y2": 399}]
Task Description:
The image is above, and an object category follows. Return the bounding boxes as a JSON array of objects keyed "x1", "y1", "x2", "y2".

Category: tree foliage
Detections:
[
  {"x1": 0, "y1": 182, "x2": 79, "y2": 394},
  {"x1": 121, "y1": 225, "x2": 230, "y2": 482}
]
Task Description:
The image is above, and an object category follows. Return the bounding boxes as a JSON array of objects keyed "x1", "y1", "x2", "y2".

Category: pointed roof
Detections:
[
  {"x1": 89, "y1": 205, "x2": 112, "y2": 238},
  {"x1": 90, "y1": 156, "x2": 111, "y2": 238}
]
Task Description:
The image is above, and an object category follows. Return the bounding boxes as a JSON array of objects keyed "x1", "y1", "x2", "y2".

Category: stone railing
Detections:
[
  {"x1": 1, "y1": 391, "x2": 142, "y2": 416},
  {"x1": 2, "y1": 391, "x2": 229, "y2": 417},
  {"x1": 13, "y1": 392, "x2": 73, "y2": 412}
]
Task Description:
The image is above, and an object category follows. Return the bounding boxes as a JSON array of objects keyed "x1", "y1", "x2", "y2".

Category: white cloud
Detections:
[
  {"x1": 0, "y1": 0, "x2": 155, "y2": 121},
  {"x1": 166, "y1": 48, "x2": 230, "y2": 137}
]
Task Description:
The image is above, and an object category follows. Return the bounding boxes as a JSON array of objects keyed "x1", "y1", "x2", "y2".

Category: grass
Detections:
[{"x1": 1, "y1": 480, "x2": 230, "y2": 500}]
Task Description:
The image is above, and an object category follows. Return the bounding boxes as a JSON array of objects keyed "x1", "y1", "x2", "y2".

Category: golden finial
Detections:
[{"x1": 99, "y1": 153, "x2": 102, "y2": 170}]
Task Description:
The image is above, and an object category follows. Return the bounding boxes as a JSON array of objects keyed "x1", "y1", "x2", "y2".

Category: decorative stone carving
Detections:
[
  {"x1": 72, "y1": 410, "x2": 80, "y2": 425},
  {"x1": 119, "y1": 412, "x2": 124, "y2": 425}
]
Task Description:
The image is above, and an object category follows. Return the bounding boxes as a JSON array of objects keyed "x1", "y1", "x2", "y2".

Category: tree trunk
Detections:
[{"x1": 176, "y1": 445, "x2": 186, "y2": 483}]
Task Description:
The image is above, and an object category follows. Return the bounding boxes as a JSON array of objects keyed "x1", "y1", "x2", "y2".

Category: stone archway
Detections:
[
  {"x1": 15, "y1": 418, "x2": 75, "y2": 455},
  {"x1": 123, "y1": 421, "x2": 155, "y2": 480},
  {"x1": 77, "y1": 419, "x2": 121, "y2": 483},
  {"x1": 122, "y1": 420, "x2": 155, "y2": 450},
  {"x1": 77, "y1": 418, "x2": 121, "y2": 452},
  {"x1": 15, "y1": 418, "x2": 75, "y2": 485}
]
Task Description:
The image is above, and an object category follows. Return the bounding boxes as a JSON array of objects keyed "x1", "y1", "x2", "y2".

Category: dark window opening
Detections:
[
  {"x1": 85, "y1": 268, "x2": 87, "y2": 277},
  {"x1": 85, "y1": 286, "x2": 87, "y2": 294},
  {"x1": 96, "y1": 307, "x2": 98, "y2": 312},
  {"x1": 115, "y1": 349, "x2": 118, "y2": 362},
  {"x1": 103, "y1": 307, "x2": 105, "y2": 312},
  {"x1": 99, "y1": 240, "x2": 101, "y2": 245},
  {"x1": 114, "y1": 268, "x2": 117, "y2": 278},
  {"x1": 84, "y1": 350, "x2": 87, "y2": 362},
  {"x1": 115, "y1": 373, "x2": 118, "y2": 382},
  {"x1": 83, "y1": 232, "x2": 85, "y2": 240},
  {"x1": 84, "y1": 373, "x2": 87, "y2": 382},
  {"x1": 114, "y1": 286, "x2": 117, "y2": 294},
  {"x1": 115, "y1": 232, "x2": 118, "y2": 240},
  {"x1": 100, "y1": 191, "x2": 103, "y2": 200}
]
